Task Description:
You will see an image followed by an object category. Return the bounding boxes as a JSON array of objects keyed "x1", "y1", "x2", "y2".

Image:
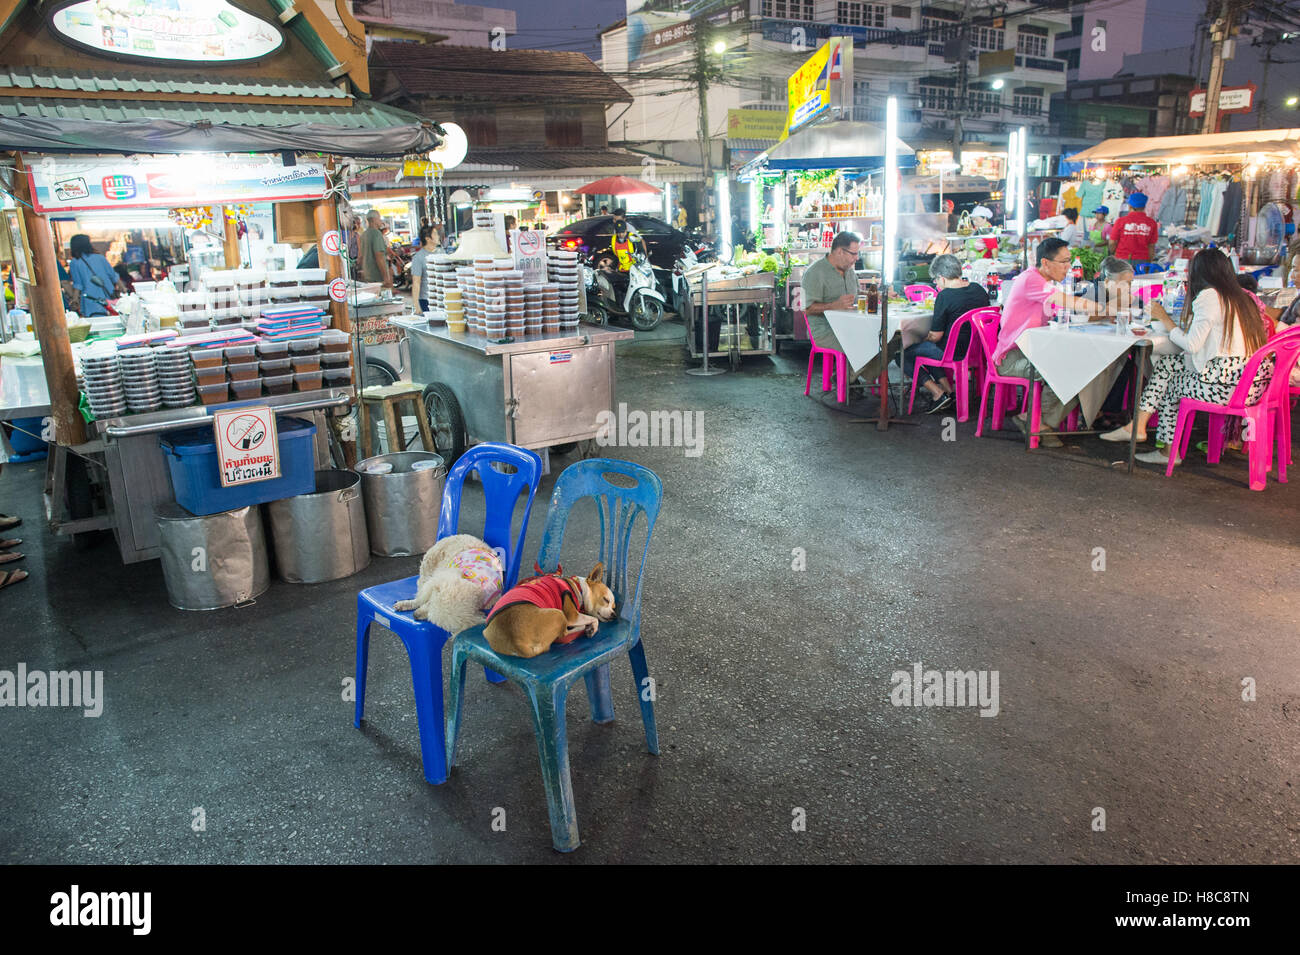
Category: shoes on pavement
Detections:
[{"x1": 926, "y1": 393, "x2": 955, "y2": 415}]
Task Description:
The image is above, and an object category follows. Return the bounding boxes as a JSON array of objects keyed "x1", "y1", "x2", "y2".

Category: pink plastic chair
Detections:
[
  {"x1": 907, "y1": 307, "x2": 987, "y2": 422},
  {"x1": 1134, "y1": 284, "x2": 1164, "y2": 303},
  {"x1": 804, "y1": 313, "x2": 849, "y2": 404},
  {"x1": 971, "y1": 308, "x2": 1041, "y2": 445},
  {"x1": 904, "y1": 284, "x2": 937, "y2": 304},
  {"x1": 1166, "y1": 327, "x2": 1300, "y2": 490}
]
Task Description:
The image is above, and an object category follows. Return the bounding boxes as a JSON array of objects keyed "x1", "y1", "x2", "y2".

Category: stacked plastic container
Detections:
[
  {"x1": 320, "y1": 329, "x2": 353, "y2": 388},
  {"x1": 79, "y1": 349, "x2": 126, "y2": 419},
  {"x1": 155, "y1": 347, "x2": 196, "y2": 408},
  {"x1": 548, "y1": 249, "x2": 581, "y2": 330},
  {"x1": 456, "y1": 267, "x2": 478, "y2": 331},
  {"x1": 118, "y1": 347, "x2": 163, "y2": 414},
  {"x1": 524, "y1": 284, "x2": 544, "y2": 334},
  {"x1": 427, "y1": 254, "x2": 456, "y2": 311}
]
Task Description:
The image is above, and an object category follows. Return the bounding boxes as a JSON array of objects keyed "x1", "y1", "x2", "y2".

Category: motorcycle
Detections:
[
  {"x1": 585, "y1": 251, "x2": 666, "y2": 331},
  {"x1": 670, "y1": 240, "x2": 717, "y2": 316}
]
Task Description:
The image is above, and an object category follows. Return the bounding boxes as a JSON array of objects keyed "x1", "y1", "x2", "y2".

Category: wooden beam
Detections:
[
  {"x1": 12, "y1": 155, "x2": 85, "y2": 447},
  {"x1": 313, "y1": 173, "x2": 349, "y2": 334},
  {"x1": 290, "y1": 0, "x2": 369, "y2": 97},
  {"x1": 222, "y1": 208, "x2": 241, "y2": 269}
]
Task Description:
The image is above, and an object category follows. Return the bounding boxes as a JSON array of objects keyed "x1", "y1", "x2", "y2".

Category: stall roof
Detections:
[
  {"x1": 764, "y1": 120, "x2": 916, "y2": 171},
  {"x1": 0, "y1": 66, "x2": 350, "y2": 101},
  {"x1": 1067, "y1": 128, "x2": 1300, "y2": 164}
]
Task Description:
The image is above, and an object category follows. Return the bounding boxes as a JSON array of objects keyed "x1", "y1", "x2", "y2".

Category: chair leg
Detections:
[
  {"x1": 354, "y1": 610, "x2": 371, "y2": 729},
  {"x1": 528, "y1": 685, "x2": 580, "y2": 852},
  {"x1": 1206, "y1": 413, "x2": 1225, "y2": 463},
  {"x1": 821, "y1": 353, "x2": 832, "y2": 392},
  {"x1": 991, "y1": 383, "x2": 1006, "y2": 432},
  {"x1": 907, "y1": 364, "x2": 921, "y2": 414},
  {"x1": 1028, "y1": 383, "x2": 1043, "y2": 450},
  {"x1": 485, "y1": 667, "x2": 506, "y2": 684},
  {"x1": 976, "y1": 381, "x2": 990, "y2": 437},
  {"x1": 402, "y1": 633, "x2": 449, "y2": 785},
  {"x1": 445, "y1": 641, "x2": 472, "y2": 771},
  {"x1": 627, "y1": 640, "x2": 659, "y2": 755},
  {"x1": 835, "y1": 354, "x2": 847, "y2": 403},
  {"x1": 804, "y1": 352, "x2": 815, "y2": 396},
  {"x1": 1178, "y1": 410, "x2": 1196, "y2": 461},
  {"x1": 1168, "y1": 408, "x2": 1192, "y2": 477},
  {"x1": 584, "y1": 663, "x2": 615, "y2": 724},
  {"x1": 955, "y1": 363, "x2": 969, "y2": 422}
]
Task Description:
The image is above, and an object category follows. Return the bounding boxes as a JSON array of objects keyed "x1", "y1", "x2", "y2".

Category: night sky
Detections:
[{"x1": 498, "y1": 0, "x2": 626, "y2": 58}]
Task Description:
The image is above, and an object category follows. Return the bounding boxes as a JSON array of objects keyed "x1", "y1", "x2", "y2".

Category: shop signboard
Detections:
[
  {"x1": 626, "y1": 1, "x2": 749, "y2": 64},
  {"x1": 782, "y1": 37, "x2": 852, "y2": 141},
  {"x1": 47, "y1": 0, "x2": 283, "y2": 65},
  {"x1": 213, "y1": 405, "x2": 280, "y2": 488},
  {"x1": 1188, "y1": 84, "x2": 1256, "y2": 117},
  {"x1": 26, "y1": 155, "x2": 327, "y2": 214},
  {"x1": 359, "y1": 314, "x2": 401, "y2": 347},
  {"x1": 727, "y1": 109, "x2": 786, "y2": 142},
  {"x1": 512, "y1": 229, "x2": 546, "y2": 286}
]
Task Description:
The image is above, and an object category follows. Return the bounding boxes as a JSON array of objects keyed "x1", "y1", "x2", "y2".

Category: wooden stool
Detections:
[{"x1": 360, "y1": 383, "x2": 435, "y2": 458}]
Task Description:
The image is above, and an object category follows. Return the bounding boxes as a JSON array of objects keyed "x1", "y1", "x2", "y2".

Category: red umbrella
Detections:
[{"x1": 573, "y1": 175, "x2": 662, "y2": 196}]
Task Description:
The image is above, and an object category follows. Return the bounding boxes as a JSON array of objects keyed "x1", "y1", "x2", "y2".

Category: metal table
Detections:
[
  {"x1": 684, "y1": 271, "x2": 776, "y2": 372},
  {"x1": 395, "y1": 318, "x2": 632, "y2": 451}
]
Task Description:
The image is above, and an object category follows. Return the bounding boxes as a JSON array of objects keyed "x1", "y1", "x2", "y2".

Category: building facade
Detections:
[{"x1": 353, "y1": 0, "x2": 517, "y2": 47}]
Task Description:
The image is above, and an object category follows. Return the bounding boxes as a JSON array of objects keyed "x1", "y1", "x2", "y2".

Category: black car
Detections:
[{"x1": 547, "y1": 215, "x2": 713, "y2": 289}]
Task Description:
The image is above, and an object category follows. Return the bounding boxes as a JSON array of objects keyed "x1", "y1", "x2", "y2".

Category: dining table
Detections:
[{"x1": 823, "y1": 301, "x2": 935, "y2": 427}]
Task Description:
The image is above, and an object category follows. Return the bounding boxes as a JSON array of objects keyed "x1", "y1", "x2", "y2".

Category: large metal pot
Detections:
[
  {"x1": 266, "y1": 469, "x2": 370, "y2": 583},
  {"x1": 155, "y1": 503, "x2": 270, "y2": 611},
  {"x1": 354, "y1": 451, "x2": 446, "y2": 557},
  {"x1": 1240, "y1": 247, "x2": 1280, "y2": 266}
]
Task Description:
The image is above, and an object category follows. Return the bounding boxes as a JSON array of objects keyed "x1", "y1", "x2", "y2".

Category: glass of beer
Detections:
[{"x1": 856, "y1": 295, "x2": 868, "y2": 313}]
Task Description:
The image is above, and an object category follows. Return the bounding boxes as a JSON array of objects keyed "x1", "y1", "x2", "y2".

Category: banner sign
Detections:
[
  {"x1": 25, "y1": 155, "x2": 328, "y2": 214},
  {"x1": 727, "y1": 109, "x2": 786, "y2": 142},
  {"x1": 48, "y1": 0, "x2": 283, "y2": 65},
  {"x1": 627, "y1": 1, "x2": 748, "y2": 64},
  {"x1": 1188, "y1": 84, "x2": 1256, "y2": 117},
  {"x1": 213, "y1": 406, "x2": 280, "y2": 488},
  {"x1": 784, "y1": 38, "x2": 852, "y2": 139}
]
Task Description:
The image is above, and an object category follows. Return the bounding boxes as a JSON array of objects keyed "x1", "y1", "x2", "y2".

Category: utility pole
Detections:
[
  {"x1": 1202, "y1": 0, "x2": 1242, "y2": 135},
  {"x1": 693, "y1": 24, "x2": 724, "y2": 237},
  {"x1": 951, "y1": 0, "x2": 973, "y2": 156},
  {"x1": 1257, "y1": 33, "x2": 1277, "y2": 130}
]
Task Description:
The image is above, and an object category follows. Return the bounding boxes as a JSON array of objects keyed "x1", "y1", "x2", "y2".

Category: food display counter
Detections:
[{"x1": 394, "y1": 317, "x2": 632, "y2": 451}]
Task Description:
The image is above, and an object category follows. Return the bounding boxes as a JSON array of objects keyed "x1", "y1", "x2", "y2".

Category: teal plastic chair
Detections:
[{"x1": 445, "y1": 458, "x2": 663, "y2": 851}]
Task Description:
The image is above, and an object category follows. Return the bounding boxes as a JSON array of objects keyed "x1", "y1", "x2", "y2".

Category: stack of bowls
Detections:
[
  {"x1": 503, "y1": 269, "x2": 526, "y2": 335},
  {"x1": 156, "y1": 346, "x2": 196, "y2": 408},
  {"x1": 80, "y1": 350, "x2": 126, "y2": 419},
  {"x1": 444, "y1": 289, "x2": 465, "y2": 333},
  {"x1": 118, "y1": 347, "x2": 163, "y2": 414},
  {"x1": 540, "y1": 282, "x2": 561, "y2": 333},
  {"x1": 548, "y1": 250, "x2": 581, "y2": 329},
  {"x1": 455, "y1": 267, "x2": 478, "y2": 330},
  {"x1": 430, "y1": 255, "x2": 456, "y2": 310}
]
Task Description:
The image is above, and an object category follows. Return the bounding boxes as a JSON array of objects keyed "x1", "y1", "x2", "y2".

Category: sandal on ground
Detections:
[
  {"x1": 0, "y1": 551, "x2": 22, "y2": 564},
  {"x1": 0, "y1": 569, "x2": 28, "y2": 590},
  {"x1": 0, "y1": 539, "x2": 19, "y2": 550},
  {"x1": 0, "y1": 515, "x2": 20, "y2": 531}
]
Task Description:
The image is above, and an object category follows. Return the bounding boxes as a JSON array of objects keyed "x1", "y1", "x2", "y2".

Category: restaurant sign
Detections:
[
  {"x1": 784, "y1": 38, "x2": 853, "y2": 140},
  {"x1": 1188, "y1": 84, "x2": 1256, "y2": 117},
  {"x1": 48, "y1": 0, "x2": 284, "y2": 65},
  {"x1": 727, "y1": 109, "x2": 786, "y2": 142},
  {"x1": 25, "y1": 155, "x2": 327, "y2": 213}
]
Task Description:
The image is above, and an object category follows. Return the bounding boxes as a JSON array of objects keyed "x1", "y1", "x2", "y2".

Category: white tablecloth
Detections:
[
  {"x1": 823, "y1": 306, "x2": 929, "y2": 374},
  {"x1": 1017, "y1": 323, "x2": 1171, "y2": 425}
]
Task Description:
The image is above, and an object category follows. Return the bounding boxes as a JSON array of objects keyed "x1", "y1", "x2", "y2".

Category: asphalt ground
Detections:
[{"x1": 1, "y1": 318, "x2": 1297, "y2": 863}]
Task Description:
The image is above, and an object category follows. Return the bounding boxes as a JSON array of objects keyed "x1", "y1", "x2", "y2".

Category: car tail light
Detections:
[{"x1": 563, "y1": 238, "x2": 581, "y2": 249}]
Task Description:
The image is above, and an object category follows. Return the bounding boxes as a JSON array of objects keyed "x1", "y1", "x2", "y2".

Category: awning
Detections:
[
  {"x1": 1067, "y1": 128, "x2": 1300, "y2": 164},
  {"x1": 764, "y1": 120, "x2": 916, "y2": 171},
  {"x1": 0, "y1": 100, "x2": 441, "y2": 157},
  {"x1": 441, "y1": 146, "x2": 698, "y2": 186}
]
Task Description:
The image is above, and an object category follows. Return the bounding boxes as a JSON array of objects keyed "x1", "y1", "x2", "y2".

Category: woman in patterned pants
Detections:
[{"x1": 1100, "y1": 248, "x2": 1270, "y2": 464}]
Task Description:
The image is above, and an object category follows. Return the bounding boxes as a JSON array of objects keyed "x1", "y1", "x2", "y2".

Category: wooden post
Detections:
[
  {"x1": 13, "y1": 156, "x2": 86, "y2": 447},
  {"x1": 222, "y1": 206, "x2": 241, "y2": 268}
]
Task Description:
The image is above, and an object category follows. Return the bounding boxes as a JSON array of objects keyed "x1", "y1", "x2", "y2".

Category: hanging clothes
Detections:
[
  {"x1": 1060, "y1": 182, "x2": 1083, "y2": 215},
  {"x1": 1218, "y1": 178, "x2": 1243, "y2": 240},
  {"x1": 1102, "y1": 180, "x2": 1126, "y2": 220},
  {"x1": 1157, "y1": 179, "x2": 1188, "y2": 229},
  {"x1": 1136, "y1": 175, "x2": 1170, "y2": 218},
  {"x1": 1077, "y1": 180, "x2": 1105, "y2": 216}
]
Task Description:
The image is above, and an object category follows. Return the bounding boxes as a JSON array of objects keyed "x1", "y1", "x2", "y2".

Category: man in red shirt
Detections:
[{"x1": 1109, "y1": 192, "x2": 1158, "y2": 264}]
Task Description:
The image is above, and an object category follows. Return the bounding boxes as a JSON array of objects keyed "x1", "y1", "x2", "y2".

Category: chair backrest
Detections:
[
  {"x1": 1134, "y1": 284, "x2": 1163, "y2": 302},
  {"x1": 1227, "y1": 325, "x2": 1300, "y2": 410},
  {"x1": 939, "y1": 307, "x2": 988, "y2": 363},
  {"x1": 535, "y1": 459, "x2": 663, "y2": 628},
  {"x1": 968, "y1": 307, "x2": 1003, "y2": 363},
  {"x1": 436, "y1": 442, "x2": 544, "y2": 589},
  {"x1": 904, "y1": 284, "x2": 936, "y2": 303}
]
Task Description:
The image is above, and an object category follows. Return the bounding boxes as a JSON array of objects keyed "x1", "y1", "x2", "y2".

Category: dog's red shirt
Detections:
[{"x1": 487, "y1": 575, "x2": 585, "y2": 644}]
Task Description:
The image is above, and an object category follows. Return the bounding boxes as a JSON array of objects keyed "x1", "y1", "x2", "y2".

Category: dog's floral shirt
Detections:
[{"x1": 451, "y1": 546, "x2": 503, "y2": 610}]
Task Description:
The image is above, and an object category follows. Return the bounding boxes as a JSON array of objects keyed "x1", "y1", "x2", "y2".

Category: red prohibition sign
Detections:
[{"x1": 225, "y1": 414, "x2": 267, "y2": 452}]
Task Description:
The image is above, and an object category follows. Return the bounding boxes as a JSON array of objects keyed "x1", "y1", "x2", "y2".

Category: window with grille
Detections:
[
  {"x1": 1013, "y1": 93, "x2": 1043, "y2": 117},
  {"x1": 969, "y1": 88, "x2": 1001, "y2": 114},
  {"x1": 922, "y1": 16, "x2": 956, "y2": 41},
  {"x1": 970, "y1": 26, "x2": 1005, "y2": 52},
  {"x1": 920, "y1": 84, "x2": 955, "y2": 112},
  {"x1": 854, "y1": 80, "x2": 871, "y2": 107},
  {"x1": 837, "y1": 2, "x2": 886, "y2": 28},
  {"x1": 761, "y1": 76, "x2": 778, "y2": 103},
  {"x1": 762, "y1": 0, "x2": 815, "y2": 18},
  {"x1": 1017, "y1": 32, "x2": 1048, "y2": 57}
]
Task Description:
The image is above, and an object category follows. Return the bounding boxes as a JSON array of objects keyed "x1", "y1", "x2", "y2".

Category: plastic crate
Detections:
[{"x1": 160, "y1": 415, "x2": 317, "y2": 516}]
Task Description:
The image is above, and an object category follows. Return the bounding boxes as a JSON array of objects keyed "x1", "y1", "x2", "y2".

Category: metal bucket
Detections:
[
  {"x1": 354, "y1": 451, "x2": 446, "y2": 557},
  {"x1": 155, "y1": 503, "x2": 270, "y2": 611},
  {"x1": 266, "y1": 469, "x2": 370, "y2": 583}
]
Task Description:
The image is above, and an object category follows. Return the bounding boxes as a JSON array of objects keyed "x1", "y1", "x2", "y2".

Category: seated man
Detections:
[
  {"x1": 605, "y1": 221, "x2": 638, "y2": 299},
  {"x1": 991, "y1": 237, "x2": 1101, "y2": 447},
  {"x1": 903, "y1": 253, "x2": 989, "y2": 414},
  {"x1": 801, "y1": 231, "x2": 864, "y2": 377}
]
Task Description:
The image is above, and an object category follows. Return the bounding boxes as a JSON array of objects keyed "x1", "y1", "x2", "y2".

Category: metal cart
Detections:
[
  {"x1": 683, "y1": 271, "x2": 776, "y2": 371},
  {"x1": 393, "y1": 317, "x2": 633, "y2": 455}
]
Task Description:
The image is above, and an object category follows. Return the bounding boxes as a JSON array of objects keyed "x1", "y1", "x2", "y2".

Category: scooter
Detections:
[{"x1": 586, "y1": 251, "x2": 666, "y2": 331}]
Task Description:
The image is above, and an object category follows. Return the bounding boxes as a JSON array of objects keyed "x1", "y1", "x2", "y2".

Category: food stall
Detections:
[{"x1": 0, "y1": 0, "x2": 443, "y2": 570}]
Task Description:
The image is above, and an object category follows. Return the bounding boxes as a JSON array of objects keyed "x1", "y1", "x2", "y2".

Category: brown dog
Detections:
[{"x1": 483, "y1": 563, "x2": 617, "y2": 658}]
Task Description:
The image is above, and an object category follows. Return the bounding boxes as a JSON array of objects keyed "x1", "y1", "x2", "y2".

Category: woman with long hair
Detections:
[
  {"x1": 67, "y1": 234, "x2": 124, "y2": 317},
  {"x1": 1101, "y1": 248, "x2": 1271, "y2": 464}
]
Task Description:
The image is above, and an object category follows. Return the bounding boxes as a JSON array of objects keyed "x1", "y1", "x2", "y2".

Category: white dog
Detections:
[{"x1": 393, "y1": 534, "x2": 504, "y2": 635}]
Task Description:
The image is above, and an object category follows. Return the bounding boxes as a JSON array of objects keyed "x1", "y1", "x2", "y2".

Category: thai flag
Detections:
[{"x1": 829, "y1": 43, "x2": 843, "y2": 80}]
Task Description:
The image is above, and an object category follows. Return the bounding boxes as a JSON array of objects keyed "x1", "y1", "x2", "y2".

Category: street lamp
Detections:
[
  {"x1": 991, "y1": 78, "x2": 1005, "y2": 90},
  {"x1": 1287, "y1": 95, "x2": 1299, "y2": 108},
  {"x1": 713, "y1": 40, "x2": 726, "y2": 54}
]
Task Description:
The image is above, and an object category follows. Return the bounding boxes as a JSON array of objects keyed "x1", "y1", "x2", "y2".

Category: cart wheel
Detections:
[
  {"x1": 422, "y1": 382, "x2": 467, "y2": 464},
  {"x1": 363, "y1": 357, "x2": 399, "y2": 388}
]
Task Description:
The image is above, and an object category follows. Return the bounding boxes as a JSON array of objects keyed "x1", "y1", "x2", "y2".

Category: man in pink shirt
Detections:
[{"x1": 993, "y1": 237, "x2": 1100, "y2": 445}]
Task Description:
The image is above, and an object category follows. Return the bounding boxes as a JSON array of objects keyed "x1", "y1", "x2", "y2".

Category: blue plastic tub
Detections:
[
  {"x1": 4, "y1": 416, "x2": 48, "y2": 463},
  {"x1": 160, "y1": 415, "x2": 317, "y2": 516}
]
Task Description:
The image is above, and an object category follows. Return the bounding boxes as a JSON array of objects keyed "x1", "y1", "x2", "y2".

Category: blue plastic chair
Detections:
[
  {"x1": 445, "y1": 458, "x2": 663, "y2": 851},
  {"x1": 354, "y1": 442, "x2": 543, "y2": 785}
]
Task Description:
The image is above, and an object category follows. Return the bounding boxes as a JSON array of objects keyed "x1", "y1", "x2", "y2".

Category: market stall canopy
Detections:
[
  {"x1": 763, "y1": 121, "x2": 916, "y2": 171},
  {"x1": 1067, "y1": 128, "x2": 1300, "y2": 164},
  {"x1": 573, "y1": 175, "x2": 662, "y2": 196}
]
